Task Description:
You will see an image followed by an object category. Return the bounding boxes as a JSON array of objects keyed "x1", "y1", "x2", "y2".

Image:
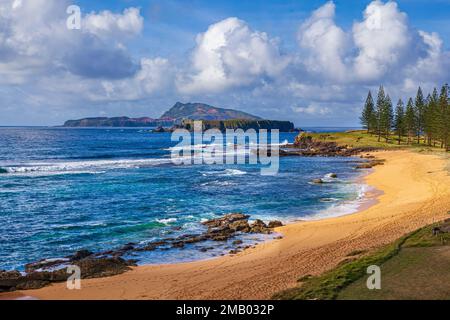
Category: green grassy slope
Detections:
[{"x1": 274, "y1": 220, "x2": 450, "y2": 300}]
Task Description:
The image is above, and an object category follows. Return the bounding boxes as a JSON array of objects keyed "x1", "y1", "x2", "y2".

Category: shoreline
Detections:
[{"x1": 1, "y1": 150, "x2": 449, "y2": 300}]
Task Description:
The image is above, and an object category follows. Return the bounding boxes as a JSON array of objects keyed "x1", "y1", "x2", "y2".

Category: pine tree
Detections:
[
  {"x1": 424, "y1": 89, "x2": 440, "y2": 146},
  {"x1": 375, "y1": 86, "x2": 386, "y2": 142},
  {"x1": 438, "y1": 84, "x2": 449, "y2": 150},
  {"x1": 394, "y1": 99, "x2": 405, "y2": 144},
  {"x1": 382, "y1": 95, "x2": 394, "y2": 142},
  {"x1": 405, "y1": 98, "x2": 416, "y2": 145},
  {"x1": 424, "y1": 93, "x2": 432, "y2": 145},
  {"x1": 414, "y1": 87, "x2": 425, "y2": 144},
  {"x1": 360, "y1": 91, "x2": 376, "y2": 133}
]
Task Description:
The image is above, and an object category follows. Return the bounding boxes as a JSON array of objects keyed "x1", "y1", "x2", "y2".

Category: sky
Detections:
[{"x1": 0, "y1": 0, "x2": 449, "y2": 126}]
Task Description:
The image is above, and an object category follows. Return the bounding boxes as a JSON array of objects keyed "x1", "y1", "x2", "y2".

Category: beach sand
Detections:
[{"x1": 2, "y1": 150, "x2": 449, "y2": 300}]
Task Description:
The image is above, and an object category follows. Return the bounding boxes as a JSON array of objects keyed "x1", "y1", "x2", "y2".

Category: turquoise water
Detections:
[{"x1": 0, "y1": 127, "x2": 368, "y2": 271}]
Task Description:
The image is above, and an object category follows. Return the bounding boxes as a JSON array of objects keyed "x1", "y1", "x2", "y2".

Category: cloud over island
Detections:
[{"x1": 0, "y1": 0, "x2": 449, "y2": 126}]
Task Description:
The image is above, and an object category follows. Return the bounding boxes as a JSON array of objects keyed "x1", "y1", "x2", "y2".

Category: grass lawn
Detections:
[
  {"x1": 274, "y1": 220, "x2": 450, "y2": 300},
  {"x1": 309, "y1": 130, "x2": 445, "y2": 152},
  {"x1": 337, "y1": 246, "x2": 450, "y2": 300}
]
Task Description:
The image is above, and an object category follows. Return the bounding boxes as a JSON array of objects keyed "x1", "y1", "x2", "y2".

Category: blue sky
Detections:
[
  {"x1": 0, "y1": 0, "x2": 449, "y2": 126},
  {"x1": 76, "y1": 0, "x2": 450, "y2": 52}
]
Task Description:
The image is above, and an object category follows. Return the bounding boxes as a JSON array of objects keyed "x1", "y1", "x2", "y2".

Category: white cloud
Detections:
[
  {"x1": 0, "y1": 0, "x2": 449, "y2": 126},
  {"x1": 292, "y1": 104, "x2": 331, "y2": 116},
  {"x1": 352, "y1": 0, "x2": 415, "y2": 81},
  {"x1": 84, "y1": 8, "x2": 144, "y2": 40},
  {"x1": 95, "y1": 58, "x2": 174, "y2": 101},
  {"x1": 177, "y1": 17, "x2": 289, "y2": 94},
  {"x1": 297, "y1": 1, "x2": 349, "y2": 82}
]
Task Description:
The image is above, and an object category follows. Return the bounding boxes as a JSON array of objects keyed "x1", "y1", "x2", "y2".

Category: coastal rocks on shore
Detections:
[
  {"x1": 268, "y1": 220, "x2": 283, "y2": 228},
  {"x1": 0, "y1": 257, "x2": 135, "y2": 293},
  {"x1": 2, "y1": 213, "x2": 284, "y2": 293},
  {"x1": 355, "y1": 159, "x2": 386, "y2": 169}
]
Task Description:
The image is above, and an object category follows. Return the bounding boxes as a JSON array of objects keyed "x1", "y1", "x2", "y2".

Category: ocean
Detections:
[{"x1": 0, "y1": 127, "x2": 369, "y2": 271}]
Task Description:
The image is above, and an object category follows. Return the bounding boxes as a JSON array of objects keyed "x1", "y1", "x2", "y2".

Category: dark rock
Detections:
[
  {"x1": 229, "y1": 220, "x2": 251, "y2": 232},
  {"x1": 355, "y1": 163, "x2": 373, "y2": 169},
  {"x1": 229, "y1": 249, "x2": 240, "y2": 255},
  {"x1": 202, "y1": 213, "x2": 250, "y2": 228},
  {"x1": 71, "y1": 250, "x2": 94, "y2": 261},
  {"x1": 232, "y1": 240, "x2": 243, "y2": 245},
  {"x1": 312, "y1": 179, "x2": 324, "y2": 184},
  {"x1": 20, "y1": 257, "x2": 134, "y2": 292},
  {"x1": 25, "y1": 259, "x2": 68, "y2": 273},
  {"x1": 268, "y1": 220, "x2": 283, "y2": 228},
  {"x1": 355, "y1": 159, "x2": 385, "y2": 169},
  {"x1": 329, "y1": 173, "x2": 338, "y2": 178},
  {"x1": 71, "y1": 257, "x2": 133, "y2": 279},
  {"x1": 15, "y1": 280, "x2": 50, "y2": 290},
  {"x1": 172, "y1": 241, "x2": 185, "y2": 248},
  {"x1": 250, "y1": 220, "x2": 271, "y2": 234}
]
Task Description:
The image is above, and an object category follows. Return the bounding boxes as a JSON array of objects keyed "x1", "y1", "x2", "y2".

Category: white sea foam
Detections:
[
  {"x1": 156, "y1": 218, "x2": 177, "y2": 225},
  {"x1": 202, "y1": 169, "x2": 247, "y2": 177},
  {"x1": 304, "y1": 183, "x2": 372, "y2": 221},
  {"x1": 0, "y1": 158, "x2": 172, "y2": 175}
]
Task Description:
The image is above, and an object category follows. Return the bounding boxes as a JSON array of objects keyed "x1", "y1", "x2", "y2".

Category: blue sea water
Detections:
[{"x1": 0, "y1": 127, "x2": 369, "y2": 271}]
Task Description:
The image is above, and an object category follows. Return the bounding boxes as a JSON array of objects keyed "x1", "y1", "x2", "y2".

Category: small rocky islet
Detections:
[{"x1": 0, "y1": 213, "x2": 283, "y2": 293}]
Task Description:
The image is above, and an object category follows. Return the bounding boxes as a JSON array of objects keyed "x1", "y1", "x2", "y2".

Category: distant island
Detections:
[
  {"x1": 63, "y1": 102, "x2": 295, "y2": 132},
  {"x1": 161, "y1": 102, "x2": 262, "y2": 121}
]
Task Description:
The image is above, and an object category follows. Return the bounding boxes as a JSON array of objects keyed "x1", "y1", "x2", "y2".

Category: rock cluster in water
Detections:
[{"x1": 0, "y1": 213, "x2": 284, "y2": 293}]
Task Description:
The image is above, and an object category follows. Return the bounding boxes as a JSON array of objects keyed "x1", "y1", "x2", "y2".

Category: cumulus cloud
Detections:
[
  {"x1": 95, "y1": 58, "x2": 174, "y2": 101},
  {"x1": 84, "y1": 8, "x2": 144, "y2": 40},
  {"x1": 0, "y1": 0, "x2": 143, "y2": 84},
  {"x1": 297, "y1": 1, "x2": 349, "y2": 82},
  {"x1": 177, "y1": 17, "x2": 289, "y2": 94},
  {"x1": 0, "y1": 0, "x2": 449, "y2": 126},
  {"x1": 352, "y1": 0, "x2": 419, "y2": 81}
]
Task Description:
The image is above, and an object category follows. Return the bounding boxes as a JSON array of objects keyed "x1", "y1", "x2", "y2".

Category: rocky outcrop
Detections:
[
  {"x1": 355, "y1": 159, "x2": 385, "y2": 169},
  {"x1": 3, "y1": 213, "x2": 284, "y2": 293},
  {"x1": 268, "y1": 221, "x2": 283, "y2": 228},
  {"x1": 0, "y1": 257, "x2": 135, "y2": 293}
]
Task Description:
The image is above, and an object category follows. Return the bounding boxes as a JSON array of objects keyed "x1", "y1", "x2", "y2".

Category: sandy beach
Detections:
[{"x1": 2, "y1": 150, "x2": 450, "y2": 300}]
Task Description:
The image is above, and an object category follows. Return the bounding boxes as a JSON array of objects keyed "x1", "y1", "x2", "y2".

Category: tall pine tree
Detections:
[
  {"x1": 360, "y1": 91, "x2": 376, "y2": 133},
  {"x1": 394, "y1": 99, "x2": 405, "y2": 145},
  {"x1": 438, "y1": 84, "x2": 449, "y2": 150},
  {"x1": 381, "y1": 95, "x2": 394, "y2": 142},
  {"x1": 375, "y1": 86, "x2": 386, "y2": 142},
  {"x1": 405, "y1": 98, "x2": 416, "y2": 145},
  {"x1": 414, "y1": 87, "x2": 425, "y2": 144}
]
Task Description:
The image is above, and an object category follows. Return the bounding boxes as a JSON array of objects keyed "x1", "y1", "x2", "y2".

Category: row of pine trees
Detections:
[{"x1": 360, "y1": 84, "x2": 450, "y2": 150}]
